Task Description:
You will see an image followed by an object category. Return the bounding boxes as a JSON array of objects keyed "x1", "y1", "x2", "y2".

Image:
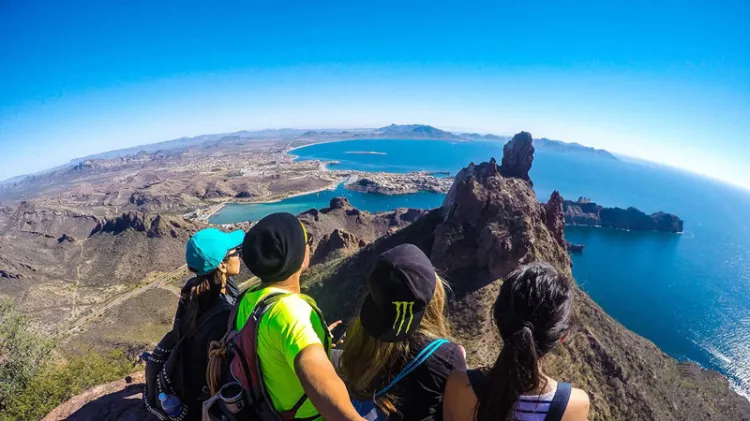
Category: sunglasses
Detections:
[{"x1": 225, "y1": 248, "x2": 241, "y2": 259}]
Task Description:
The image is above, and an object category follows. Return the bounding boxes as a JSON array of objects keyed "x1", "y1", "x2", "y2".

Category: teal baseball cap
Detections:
[{"x1": 185, "y1": 228, "x2": 245, "y2": 276}]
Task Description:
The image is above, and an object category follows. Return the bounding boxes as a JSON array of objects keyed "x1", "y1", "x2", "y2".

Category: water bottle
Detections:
[{"x1": 158, "y1": 392, "x2": 182, "y2": 417}]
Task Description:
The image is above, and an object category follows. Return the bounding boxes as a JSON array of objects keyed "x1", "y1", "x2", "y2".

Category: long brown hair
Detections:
[
  {"x1": 475, "y1": 262, "x2": 573, "y2": 421},
  {"x1": 340, "y1": 275, "x2": 451, "y2": 415}
]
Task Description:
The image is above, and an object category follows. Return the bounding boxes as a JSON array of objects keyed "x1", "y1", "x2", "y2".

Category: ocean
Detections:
[{"x1": 210, "y1": 138, "x2": 750, "y2": 397}]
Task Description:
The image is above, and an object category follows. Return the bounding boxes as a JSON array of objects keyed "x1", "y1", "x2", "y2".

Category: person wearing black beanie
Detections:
[{"x1": 233, "y1": 212, "x2": 366, "y2": 421}]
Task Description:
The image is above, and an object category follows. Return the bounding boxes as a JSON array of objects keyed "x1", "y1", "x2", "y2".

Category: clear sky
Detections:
[{"x1": 1, "y1": 0, "x2": 748, "y2": 188}]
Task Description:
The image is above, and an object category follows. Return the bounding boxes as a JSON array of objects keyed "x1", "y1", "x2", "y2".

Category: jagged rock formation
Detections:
[
  {"x1": 563, "y1": 198, "x2": 684, "y2": 233},
  {"x1": 433, "y1": 159, "x2": 569, "y2": 291},
  {"x1": 90, "y1": 212, "x2": 198, "y2": 240},
  {"x1": 298, "y1": 198, "x2": 428, "y2": 260},
  {"x1": 311, "y1": 228, "x2": 367, "y2": 264},
  {"x1": 499, "y1": 131, "x2": 534, "y2": 185},
  {"x1": 543, "y1": 190, "x2": 567, "y2": 248}
]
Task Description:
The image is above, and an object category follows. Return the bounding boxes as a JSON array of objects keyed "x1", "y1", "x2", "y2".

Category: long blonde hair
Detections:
[{"x1": 340, "y1": 275, "x2": 451, "y2": 415}]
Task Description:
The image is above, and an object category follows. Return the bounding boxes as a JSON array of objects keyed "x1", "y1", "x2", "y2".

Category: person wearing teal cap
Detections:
[{"x1": 171, "y1": 227, "x2": 245, "y2": 420}]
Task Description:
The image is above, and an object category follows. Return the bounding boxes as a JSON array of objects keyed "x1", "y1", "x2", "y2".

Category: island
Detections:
[
  {"x1": 343, "y1": 171, "x2": 453, "y2": 195},
  {"x1": 563, "y1": 197, "x2": 684, "y2": 233},
  {"x1": 345, "y1": 151, "x2": 387, "y2": 155}
]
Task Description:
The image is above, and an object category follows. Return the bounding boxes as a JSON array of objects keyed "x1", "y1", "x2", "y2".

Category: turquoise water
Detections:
[
  {"x1": 212, "y1": 139, "x2": 750, "y2": 397},
  {"x1": 211, "y1": 185, "x2": 445, "y2": 224}
]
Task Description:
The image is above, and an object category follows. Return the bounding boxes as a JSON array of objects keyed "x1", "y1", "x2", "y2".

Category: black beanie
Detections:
[{"x1": 242, "y1": 213, "x2": 307, "y2": 284}]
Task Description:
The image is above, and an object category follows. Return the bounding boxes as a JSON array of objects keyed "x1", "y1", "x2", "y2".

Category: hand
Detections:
[
  {"x1": 327, "y1": 320, "x2": 342, "y2": 336},
  {"x1": 327, "y1": 320, "x2": 345, "y2": 348}
]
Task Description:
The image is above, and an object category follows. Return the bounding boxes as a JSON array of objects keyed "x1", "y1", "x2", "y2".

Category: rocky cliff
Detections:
[
  {"x1": 563, "y1": 197, "x2": 684, "y2": 233},
  {"x1": 298, "y1": 197, "x2": 427, "y2": 265}
]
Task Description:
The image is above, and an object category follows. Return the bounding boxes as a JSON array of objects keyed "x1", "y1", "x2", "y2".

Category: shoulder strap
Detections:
[
  {"x1": 466, "y1": 369, "x2": 486, "y2": 398},
  {"x1": 227, "y1": 288, "x2": 252, "y2": 332},
  {"x1": 545, "y1": 382, "x2": 572, "y2": 421},
  {"x1": 376, "y1": 338, "x2": 449, "y2": 397}
]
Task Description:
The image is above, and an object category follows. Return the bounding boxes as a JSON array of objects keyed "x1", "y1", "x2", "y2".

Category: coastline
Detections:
[
  {"x1": 287, "y1": 138, "x2": 361, "y2": 154},
  {"x1": 201, "y1": 180, "x2": 343, "y2": 222}
]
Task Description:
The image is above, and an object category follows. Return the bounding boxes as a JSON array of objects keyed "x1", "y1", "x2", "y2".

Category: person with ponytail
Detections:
[
  {"x1": 173, "y1": 227, "x2": 245, "y2": 420},
  {"x1": 442, "y1": 262, "x2": 590, "y2": 421}
]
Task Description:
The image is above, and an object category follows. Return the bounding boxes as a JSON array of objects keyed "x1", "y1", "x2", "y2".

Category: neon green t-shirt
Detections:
[{"x1": 235, "y1": 287, "x2": 329, "y2": 420}]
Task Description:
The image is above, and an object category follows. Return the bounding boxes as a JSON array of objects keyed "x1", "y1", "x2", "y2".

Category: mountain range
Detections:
[{"x1": 0, "y1": 124, "x2": 617, "y2": 185}]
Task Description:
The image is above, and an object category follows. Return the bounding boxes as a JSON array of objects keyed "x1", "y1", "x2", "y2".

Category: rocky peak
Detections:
[
  {"x1": 543, "y1": 190, "x2": 566, "y2": 248},
  {"x1": 326, "y1": 197, "x2": 353, "y2": 211},
  {"x1": 311, "y1": 228, "x2": 366, "y2": 264},
  {"x1": 91, "y1": 212, "x2": 148, "y2": 235},
  {"x1": 434, "y1": 156, "x2": 570, "y2": 292},
  {"x1": 499, "y1": 131, "x2": 534, "y2": 185}
]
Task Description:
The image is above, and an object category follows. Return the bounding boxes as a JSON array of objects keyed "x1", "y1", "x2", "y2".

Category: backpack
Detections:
[
  {"x1": 144, "y1": 300, "x2": 230, "y2": 421},
  {"x1": 202, "y1": 290, "x2": 329, "y2": 421},
  {"x1": 351, "y1": 338, "x2": 449, "y2": 421}
]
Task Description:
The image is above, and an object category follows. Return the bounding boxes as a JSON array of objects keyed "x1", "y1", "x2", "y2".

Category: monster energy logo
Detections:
[{"x1": 392, "y1": 301, "x2": 415, "y2": 335}]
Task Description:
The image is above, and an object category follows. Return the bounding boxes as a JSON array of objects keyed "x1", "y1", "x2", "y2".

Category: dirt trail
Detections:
[{"x1": 51, "y1": 265, "x2": 187, "y2": 340}]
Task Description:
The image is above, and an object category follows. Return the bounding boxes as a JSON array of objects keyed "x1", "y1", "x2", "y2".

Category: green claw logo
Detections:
[{"x1": 392, "y1": 301, "x2": 415, "y2": 335}]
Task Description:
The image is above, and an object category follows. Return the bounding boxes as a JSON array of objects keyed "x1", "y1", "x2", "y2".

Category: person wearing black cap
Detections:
[
  {"x1": 234, "y1": 212, "x2": 366, "y2": 421},
  {"x1": 340, "y1": 243, "x2": 467, "y2": 421}
]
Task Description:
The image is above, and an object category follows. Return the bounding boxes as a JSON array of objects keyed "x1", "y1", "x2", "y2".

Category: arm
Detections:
[{"x1": 295, "y1": 344, "x2": 366, "y2": 421}]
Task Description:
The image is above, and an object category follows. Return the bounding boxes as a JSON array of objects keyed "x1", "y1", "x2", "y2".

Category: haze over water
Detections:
[{"x1": 211, "y1": 138, "x2": 750, "y2": 398}]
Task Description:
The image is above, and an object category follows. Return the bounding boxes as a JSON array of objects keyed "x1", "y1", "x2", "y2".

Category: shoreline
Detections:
[
  {"x1": 287, "y1": 138, "x2": 361, "y2": 154},
  {"x1": 202, "y1": 180, "x2": 343, "y2": 222}
]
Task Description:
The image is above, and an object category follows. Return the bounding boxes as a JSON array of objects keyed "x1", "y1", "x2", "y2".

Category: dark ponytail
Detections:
[
  {"x1": 476, "y1": 262, "x2": 573, "y2": 421},
  {"x1": 179, "y1": 271, "x2": 222, "y2": 335}
]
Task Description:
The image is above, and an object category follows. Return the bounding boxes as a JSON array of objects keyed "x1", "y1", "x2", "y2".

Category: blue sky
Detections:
[{"x1": 1, "y1": 0, "x2": 749, "y2": 188}]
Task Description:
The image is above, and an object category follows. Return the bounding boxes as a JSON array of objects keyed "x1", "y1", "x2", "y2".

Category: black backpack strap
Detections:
[
  {"x1": 545, "y1": 381, "x2": 572, "y2": 421},
  {"x1": 227, "y1": 288, "x2": 252, "y2": 332}
]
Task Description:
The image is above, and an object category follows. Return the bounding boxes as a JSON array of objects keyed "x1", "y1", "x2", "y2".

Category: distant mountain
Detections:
[
  {"x1": 459, "y1": 132, "x2": 511, "y2": 142},
  {"x1": 1, "y1": 125, "x2": 619, "y2": 185},
  {"x1": 534, "y1": 137, "x2": 617, "y2": 159},
  {"x1": 375, "y1": 124, "x2": 458, "y2": 139}
]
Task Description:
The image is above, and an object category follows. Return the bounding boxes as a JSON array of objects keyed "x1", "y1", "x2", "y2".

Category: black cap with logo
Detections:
[{"x1": 359, "y1": 244, "x2": 437, "y2": 342}]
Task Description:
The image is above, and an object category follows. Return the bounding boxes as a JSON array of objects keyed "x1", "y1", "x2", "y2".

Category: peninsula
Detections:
[{"x1": 563, "y1": 197, "x2": 684, "y2": 233}]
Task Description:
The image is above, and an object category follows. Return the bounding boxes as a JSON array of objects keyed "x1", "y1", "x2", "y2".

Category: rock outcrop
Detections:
[
  {"x1": 311, "y1": 228, "x2": 367, "y2": 264},
  {"x1": 42, "y1": 372, "x2": 154, "y2": 421},
  {"x1": 0, "y1": 269, "x2": 22, "y2": 279},
  {"x1": 563, "y1": 198, "x2": 684, "y2": 233},
  {"x1": 499, "y1": 131, "x2": 534, "y2": 185},
  {"x1": 543, "y1": 190, "x2": 567, "y2": 248},
  {"x1": 298, "y1": 198, "x2": 428, "y2": 265}
]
